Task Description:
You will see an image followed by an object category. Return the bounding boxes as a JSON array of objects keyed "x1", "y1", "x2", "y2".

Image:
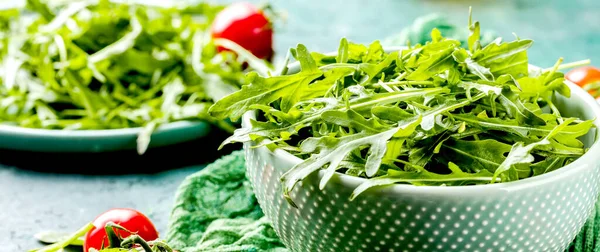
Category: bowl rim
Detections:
[{"x1": 243, "y1": 46, "x2": 600, "y2": 194}]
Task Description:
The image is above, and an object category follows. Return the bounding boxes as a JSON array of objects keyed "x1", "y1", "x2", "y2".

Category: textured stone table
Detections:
[{"x1": 3, "y1": 0, "x2": 600, "y2": 251}]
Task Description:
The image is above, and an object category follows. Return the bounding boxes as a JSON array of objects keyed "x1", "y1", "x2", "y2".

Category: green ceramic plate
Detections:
[{"x1": 0, "y1": 121, "x2": 211, "y2": 153}]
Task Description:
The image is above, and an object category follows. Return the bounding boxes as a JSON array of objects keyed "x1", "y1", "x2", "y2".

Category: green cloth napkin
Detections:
[
  {"x1": 166, "y1": 150, "x2": 600, "y2": 252},
  {"x1": 166, "y1": 150, "x2": 286, "y2": 252}
]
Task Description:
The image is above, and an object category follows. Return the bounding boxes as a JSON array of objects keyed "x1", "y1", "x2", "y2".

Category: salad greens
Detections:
[
  {"x1": 210, "y1": 13, "x2": 594, "y2": 202},
  {"x1": 0, "y1": 0, "x2": 271, "y2": 154}
]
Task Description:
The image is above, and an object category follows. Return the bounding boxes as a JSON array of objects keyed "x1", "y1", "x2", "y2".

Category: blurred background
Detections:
[
  {"x1": 233, "y1": 0, "x2": 600, "y2": 70},
  {"x1": 2, "y1": 0, "x2": 600, "y2": 250},
  {"x1": 4, "y1": 0, "x2": 600, "y2": 67}
]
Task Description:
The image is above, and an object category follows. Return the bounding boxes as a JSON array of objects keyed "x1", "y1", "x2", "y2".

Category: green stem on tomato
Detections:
[
  {"x1": 104, "y1": 222, "x2": 123, "y2": 248},
  {"x1": 121, "y1": 235, "x2": 154, "y2": 252},
  {"x1": 29, "y1": 222, "x2": 93, "y2": 252}
]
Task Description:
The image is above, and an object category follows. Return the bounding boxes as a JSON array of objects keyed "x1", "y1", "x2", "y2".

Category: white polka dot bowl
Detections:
[{"x1": 242, "y1": 48, "x2": 600, "y2": 252}]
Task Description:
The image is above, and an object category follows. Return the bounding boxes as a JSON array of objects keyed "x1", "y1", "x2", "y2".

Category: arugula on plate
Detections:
[
  {"x1": 210, "y1": 11, "x2": 594, "y2": 202},
  {"x1": 0, "y1": 0, "x2": 272, "y2": 154}
]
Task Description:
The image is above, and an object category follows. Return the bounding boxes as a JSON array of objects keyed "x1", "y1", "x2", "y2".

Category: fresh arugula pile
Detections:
[
  {"x1": 210, "y1": 13, "x2": 595, "y2": 201},
  {"x1": 0, "y1": 0, "x2": 270, "y2": 153}
]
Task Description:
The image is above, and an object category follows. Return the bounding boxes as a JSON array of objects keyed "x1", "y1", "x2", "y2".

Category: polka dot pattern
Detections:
[{"x1": 245, "y1": 145, "x2": 600, "y2": 252}]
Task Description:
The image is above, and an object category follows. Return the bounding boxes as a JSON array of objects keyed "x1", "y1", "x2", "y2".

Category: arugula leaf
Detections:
[
  {"x1": 321, "y1": 109, "x2": 388, "y2": 133},
  {"x1": 359, "y1": 51, "x2": 398, "y2": 83},
  {"x1": 472, "y1": 39, "x2": 533, "y2": 77},
  {"x1": 439, "y1": 139, "x2": 512, "y2": 173},
  {"x1": 531, "y1": 156, "x2": 570, "y2": 176},
  {"x1": 210, "y1": 45, "x2": 322, "y2": 120},
  {"x1": 351, "y1": 162, "x2": 497, "y2": 200},
  {"x1": 452, "y1": 113, "x2": 593, "y2": 147},
  {"x1": 492, "y1": 118, "x2": 577, "y2": 181},
  {"x1": 406, "y1": 46, "x2": 457, "y2": 81},
  {"x1": 336, "y1": 38, "x2": 349, "y2": 63},
  {"x1": 372, "y1": 105, "x2": 414, "y2": 122},
  {"x1": 209, "y1": 71, "x2": 322, "y2": 121},
  {"x1": 498, "y1": 89, "x2": 546, "y2": 125},
  {"x1": 468, "y1": 21, "x2": 481, "y2": 53},
  {"x1": 363, "y1": 40, "x2": 386, "y2": 63},
  {"x1": 281, "y1": 116, "x2": 423, "y2": 202}
]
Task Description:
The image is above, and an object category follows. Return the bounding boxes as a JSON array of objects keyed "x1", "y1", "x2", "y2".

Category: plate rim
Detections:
[{"x1": 0, "y1": 120, "x2": 209, "y2": 138}]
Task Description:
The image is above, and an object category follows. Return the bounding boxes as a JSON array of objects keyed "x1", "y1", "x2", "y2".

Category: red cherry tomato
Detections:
[
  {"x1": 83, "y1": 208, "x2": 159, "y2": 252},
  {"x1": 565, "y1": 66, "x2": 600, "y2": 96},
  {"x1": 210, "y1": 2, "x2": 274, "y2": 60}
]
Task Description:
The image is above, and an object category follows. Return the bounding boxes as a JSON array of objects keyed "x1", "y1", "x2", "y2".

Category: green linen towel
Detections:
[
  {"x1": 166, "y1": 150, "x2": 600, "y2": 252},
  {"x1": 166, "y1": 150, "x2": 286, "y2": 252}
]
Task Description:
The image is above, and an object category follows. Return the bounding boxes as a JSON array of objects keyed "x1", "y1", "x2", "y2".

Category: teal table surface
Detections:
[{"x1": 3, "y1": 0, "x2": 600, "y2": 250}]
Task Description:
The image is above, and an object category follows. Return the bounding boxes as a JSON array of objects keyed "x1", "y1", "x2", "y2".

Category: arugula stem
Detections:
[
  {"x1": 105, "y1": 103, "x2": 129, "y2": 122},
  {"x1": 112, "y1": 92, "x2": 139, "y2": 106},
  {"x1": 548, "y1": 101, "x2": 564, "y2": 123},
  {"x1": 319, "y1": 63, "x2": 359, "y2": 71},
  {"x1": 53, "y1": 34, "x2": 68, "y2": 75},
  {"x1": 191, "y1": 30, "x2": 207, "y2": 76},
  {"x1": 394, "y1": 72, "x2": 407, "y2": 81},
  {"x1": 277, "y1": 49, "x2": 292, "y2": 76},
  {"x1": 542, "y1": 59, "x2": 591, "y2": 72},
  {"x1": 65, "y1": 71, "x2": 96, "y2": 118},
  {"x1": 408, "y1": 101, "x2": 431, "y2": 110},
  {"x1": 386, "y1": 158, "x2": 425, "y2": 171},
  {"x1": 540, "y1": 58, "x2": 566, "y2": 123},
  {"x1": 29, "y1": 222, "x2": 93, "y2": 252},
  {"x1": 105, "y1": 222, "x2": 123, "y2": 248},
  {"x1": 468, "y1": 6, "x2": 473, "y2": 27},
  {"x1": 250, "y1": 138, "x2": 287, "y2": 149},
  {"x1": 372, "y1": 80, "x2": 435, "y2": 87},
  {"x1": 349, "y1": 88, "x2": 449, "y2": 111},
  {"x1": 393, "y1": 176, "x2": 500, "y2": 183},
  {"x1": 377, "y1": 82, "x2": 395, "y2": 92},
  {"x1": 214, "y1": 38, "x2": 273, "y2": 77},
  {"x1": 543, "y1": 57, "x2": 564, "y2": 85},
  {"x1": 450, "y1": 129, "x2": 484, "y2": 139}
]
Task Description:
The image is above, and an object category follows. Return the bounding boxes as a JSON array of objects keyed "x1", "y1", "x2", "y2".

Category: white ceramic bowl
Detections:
[{"x1": 243, "y1": 48, "x2": 600, "y2": 252}]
